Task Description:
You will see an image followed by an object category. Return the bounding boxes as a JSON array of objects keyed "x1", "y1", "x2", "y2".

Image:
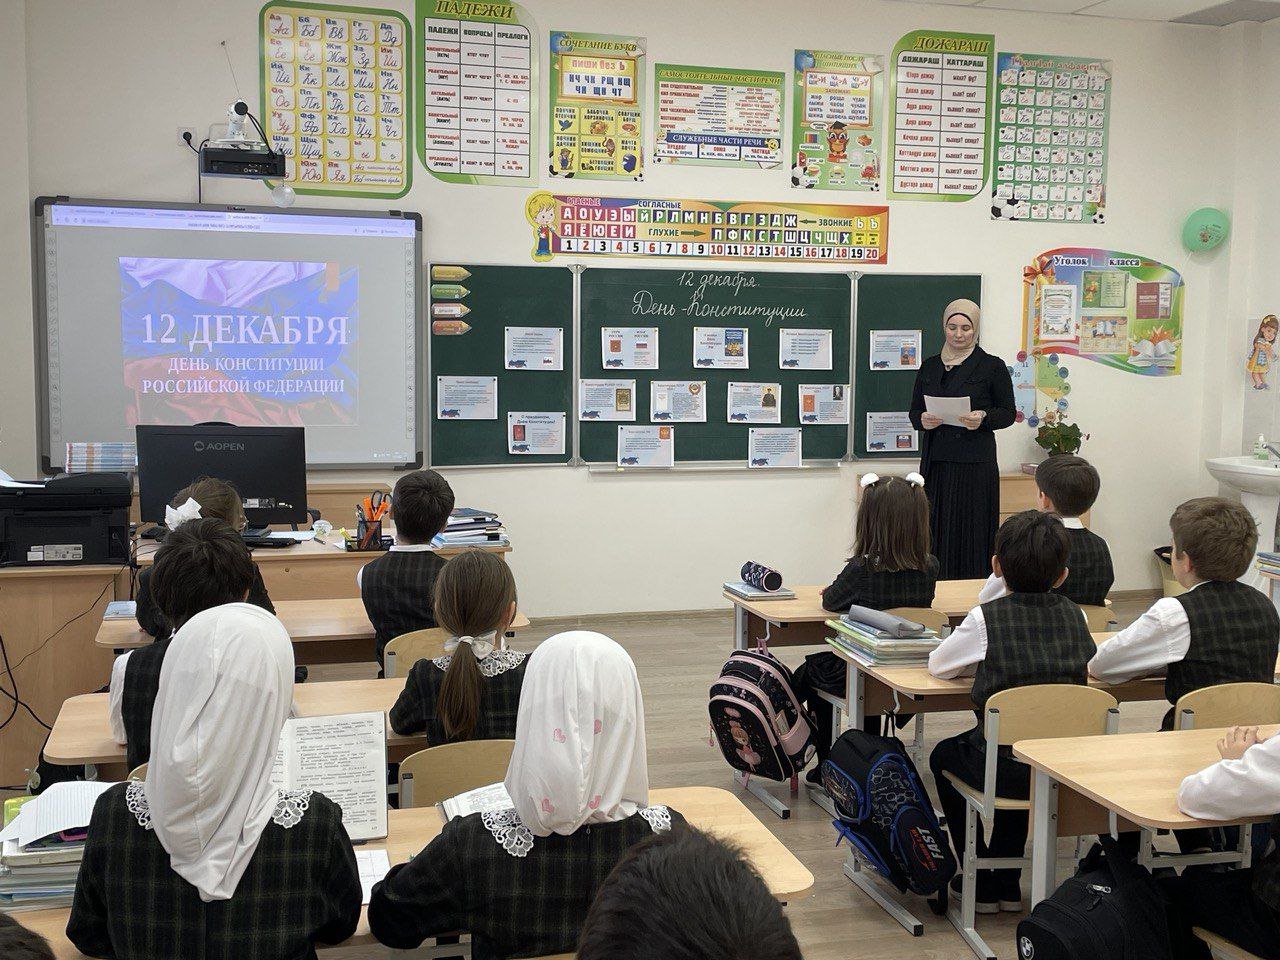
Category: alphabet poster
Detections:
[
  {"x1": 547, "y1": 31, "x2": 645, "y2": 180},
  {"x1": 991, "y1": 52, "x2": 1111, "y2": 223},
  {"x1": 888, "y1": 29, "x2": 994, "y2": 202},
  {"x1": 789, "y1": 50, "x2": 884, "y2": 191},
  {"x1": 416, "y1": 0, "x2": 537, "y2": 185},
  {"x1": 261, "y1": 3, "x2": 411, "y2": 198}
]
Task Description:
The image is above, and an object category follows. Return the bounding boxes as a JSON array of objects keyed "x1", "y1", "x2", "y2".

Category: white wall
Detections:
[{"x1": 3, "y1": 0, "x2": 1257, "y2": 614}]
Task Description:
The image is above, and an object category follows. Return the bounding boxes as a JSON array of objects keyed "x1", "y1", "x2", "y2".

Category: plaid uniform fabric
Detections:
[
  {"x1": 121, "y1": 639, "x2": 172, "y2": 770},
  {"x1": 1257, "y1": 818, "x2": 1280, "y2": 912},
  {"x1": 67, "y1": 784, "x2": 362, "y2": 960},
  {"x1": 388, "y1": 653, "x2": 528, "y2": 742},
  {"x1": 368, "y1": 808, "x2": 686, "y2": 960},
  {"x1": 1053, "y1": 527, "x2": 1114, "y2": 607},
  {"x1": 135, "y1": 563, "x2": 273, "y2": 639},
  {"x1": 972, "y1": 593, "x2": 1095, "y2": 710},
  {"x1": 1167, "y1": 580, "x2": 1280, "y2": 705},
  {"x1": 360, "y1": 550, "x2": 448, "y2": 662},
  {"x1": 820, "y1": 555, "x2": 940, "y2": 613}
]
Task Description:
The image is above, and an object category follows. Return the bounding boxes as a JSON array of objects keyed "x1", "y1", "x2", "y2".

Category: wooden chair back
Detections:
[
  {"x1": 1175, "y1": 682, "x2": 1280, "y2": 731},
  {"x1": 885, "y1": 606, "x2": 950, "y2": 633},
  {"x1": 383, "y1": 627, "x2": 450, "y2": 679},
  {"x1": 398, "y1": 740, "x2": 516, "y2": 809},
  {"x1": 987, "y1": 684, "x2": 1119, "y2": 745},
  {"x1": 1078, "y1": 604, "x2": 1115, "y2": 631},
  {"x1": 128, "y1": 763, "x2": 148, "y2": 781}
]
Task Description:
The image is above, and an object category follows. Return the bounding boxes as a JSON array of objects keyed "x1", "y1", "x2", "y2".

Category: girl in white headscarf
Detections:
[
  {"x1": 68, "y1": 604, "x2": 361, "y2": 960},
  {"x1": 370, "y1": 631, "x2": 683, "y2": 960}
]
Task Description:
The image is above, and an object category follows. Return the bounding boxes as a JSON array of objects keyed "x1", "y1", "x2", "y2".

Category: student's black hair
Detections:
[
  {"x1": 0, "y1": 912, "x2": 55, "y2": 960},
  {"x1": 1034, "y1": 454, "x2": 1100, "y2": 518},
  {"x1": 150, "y1": 518, "x2": 257, "y2": 630},
  {"x1": 577, "y1": 827, "x2": 803, "y2": 960},
  {"x1": 390, "y1": 470, "x2": 455, "y2": 543},
  {"x1": 995, "y1": 510, "x2": 1070, "y2": 594}
]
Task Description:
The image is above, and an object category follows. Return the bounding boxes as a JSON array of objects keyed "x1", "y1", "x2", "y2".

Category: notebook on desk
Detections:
[
  {"x1": 723, "y1": 581, "x2": 797, "y2": 601},
  {"x1": 440, "y1": 782, "x2": 512, "y2": 822}
]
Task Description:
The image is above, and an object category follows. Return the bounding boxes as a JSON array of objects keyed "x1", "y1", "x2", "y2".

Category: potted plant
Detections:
[{"x1": 1034, "y1": 409, "x2": 1087, "y2": 456}]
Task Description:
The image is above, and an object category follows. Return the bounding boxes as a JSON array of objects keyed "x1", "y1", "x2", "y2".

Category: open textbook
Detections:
[
  {"x1": 271, "y1": 712, "x2": 387, "y2": 842},
  {"x1": 440, "y1": 782, "x2": 513, "y2": 822}
]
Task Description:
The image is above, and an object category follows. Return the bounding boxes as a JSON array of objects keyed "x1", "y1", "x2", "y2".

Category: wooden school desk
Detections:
[
  {"x1": 94, "y1": 598, "x2": 531, "y2": 665},
  {"x1": 0, "y1": 564, "x2": 120, "y2": 787},
  {"x1": 46, "y1": 678, "x2": 421, "y2": 773},
  {"x1": 1015, "y1": 724, "x2": 1280, "y2": 906},
  {"x1": 21, "y1": 785, "x2": 814, "y2": 959},
  {"x1": 130, "y1": 531, "x2": 512, "y2": 603}
]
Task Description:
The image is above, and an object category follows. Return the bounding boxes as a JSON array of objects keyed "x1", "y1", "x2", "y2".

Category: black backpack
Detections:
[
  {"x1": 709, "y1": 650, "x2": 815, "y2": 782},
  {"x1": 1016, "y1": 837, "x2": 1172, "y2": 960},
  {"x1": 821, "y1": 729, "x2": 956, "y2": 897}
]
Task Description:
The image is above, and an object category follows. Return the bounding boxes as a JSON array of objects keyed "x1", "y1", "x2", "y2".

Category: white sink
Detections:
[
  {"x1": 1205, "y1": 456, "x2": 1280, "y2": 598},
  {"x1": 1205, "y1": 456, "x2": 1280, "y2": 496}
]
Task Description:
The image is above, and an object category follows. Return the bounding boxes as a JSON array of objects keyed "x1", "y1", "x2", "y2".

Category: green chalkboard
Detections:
[
  {"x1": 428, "y1": 264, "x2": 573, "y2": 467},
  {"x1": 853, "y1": 273, "x2": 982, "y2": 459},
  {"x1": 579, "y1": 268, "x2": 852, "y2": 464}
]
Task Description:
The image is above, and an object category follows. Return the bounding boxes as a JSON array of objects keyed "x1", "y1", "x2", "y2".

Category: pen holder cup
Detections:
[{"x1": 349, "y1": 519, "x2": 388, "y2": 551}]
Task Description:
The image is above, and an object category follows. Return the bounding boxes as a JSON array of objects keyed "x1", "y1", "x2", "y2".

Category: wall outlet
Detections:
[{"x1": 177, "y1": 126, "x2": 198, "y2": 146}]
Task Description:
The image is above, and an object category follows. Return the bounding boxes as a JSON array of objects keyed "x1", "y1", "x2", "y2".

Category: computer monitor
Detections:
[{"x1": 136, "y1": 424, "x2": 308, "y2": 534}]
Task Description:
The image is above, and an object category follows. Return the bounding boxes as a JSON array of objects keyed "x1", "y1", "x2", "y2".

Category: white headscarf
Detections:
[
  {"x1": 145, "y1": 603, "x2": 294, "y2": 902},
  {"x1": 504, "y1": 631, "x2": 648, "y2": 836}
]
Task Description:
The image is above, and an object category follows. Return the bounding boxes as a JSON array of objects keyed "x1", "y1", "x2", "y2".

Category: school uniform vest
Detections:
[
  {"x1": 120, "y1": 639, "x2": 171, "y2": 771},
  {"x1": 972, "y1": 593, "x2": 1095, "y2": 710},
  {"x1": 359, "y1": 549, "x2": 447, "y2": 661},
  {"x1": 1166, "y1": 580, "x2": 1280, "y2": 705},
  {"x1": 1054, "y1": 527, "x2": 1114, "y2": 607}
]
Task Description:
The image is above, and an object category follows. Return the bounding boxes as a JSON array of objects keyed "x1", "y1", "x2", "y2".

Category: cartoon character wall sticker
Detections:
[
  {"x1": 1247, "y1": 315, "x2": 1278, "y2": 390},
  {"x1": 526, "y1": 192, "x2": 558, "y2": 262}
]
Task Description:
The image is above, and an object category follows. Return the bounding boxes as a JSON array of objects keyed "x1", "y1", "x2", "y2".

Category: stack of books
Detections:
[
  {"x1": 65, "y1": 442, "x2": 136, "y2": 474},
  {"x1": 1257, "y1": 552, "x2": 1280, "y2": 578},
  {"x1": 825, "y1": 616, "x2": 941, "y2": 668},
  {"x1": 432, "y1": 507, "x2": 509, "y2": 549},
  {"x1": 0, "y1": 782, "x2": 115, "y2": 910}
]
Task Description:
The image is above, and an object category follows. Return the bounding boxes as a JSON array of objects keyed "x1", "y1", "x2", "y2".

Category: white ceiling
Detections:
[{"x1": 884, "y1": 0, "x2": 1280, "y2": 23}]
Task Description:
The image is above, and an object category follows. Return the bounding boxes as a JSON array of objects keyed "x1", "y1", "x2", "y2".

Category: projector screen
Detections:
[{"x1": 34, "y1": 198, "x2": 422, "y2": 470}]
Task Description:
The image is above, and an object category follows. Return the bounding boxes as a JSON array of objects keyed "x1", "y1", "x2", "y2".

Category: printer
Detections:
[{"x1": 0, "y1": 472, "x2": 132, "y2": 566}]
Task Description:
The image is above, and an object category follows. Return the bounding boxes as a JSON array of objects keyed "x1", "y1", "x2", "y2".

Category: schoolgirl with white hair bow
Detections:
[
  {"x1": 388, "y1": 550, "x2": 527, "y2": 744},
  {"x1": 792, "y1": 472, "x2": 940, "y2": 782}
]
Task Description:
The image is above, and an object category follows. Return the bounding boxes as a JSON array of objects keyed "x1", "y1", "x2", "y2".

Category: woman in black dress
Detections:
[{"x1": 909, "y1": 299, "x2": 1016, "y2": 580}]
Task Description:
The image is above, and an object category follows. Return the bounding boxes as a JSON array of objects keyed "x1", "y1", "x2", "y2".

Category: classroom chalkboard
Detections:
[
  {"x1": 579, "y1": 268, "x2": 852, "y2": 465},
  {"x1": 853, "y1": 273, "x2": 983, "y2": 459},
  {"x1": 428, "y1": 264, "x2": 573, "y2": 467}
]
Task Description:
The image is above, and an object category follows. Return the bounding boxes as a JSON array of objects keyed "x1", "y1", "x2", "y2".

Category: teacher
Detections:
[{"x1": 909, "y1": 299, "x2": 1016, "y2": 580}]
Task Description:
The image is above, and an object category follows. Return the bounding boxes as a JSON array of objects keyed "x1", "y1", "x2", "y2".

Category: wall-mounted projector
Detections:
[{"x1": 198, "y1": 100, "x2": 286, "y2": 180}]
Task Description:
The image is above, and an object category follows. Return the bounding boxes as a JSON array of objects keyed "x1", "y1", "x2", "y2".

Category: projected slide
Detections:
[{"x1": 120, "y1": 258, "x2": 358, "y2": 427}]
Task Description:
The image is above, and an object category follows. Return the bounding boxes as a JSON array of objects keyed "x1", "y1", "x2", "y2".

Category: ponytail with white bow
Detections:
[
  {"x1": 165, "y1": 497, "x2": 203, "y2": 531},
  {"x1": 853, "y1": 472, "x2": 932, "y2": 573}
]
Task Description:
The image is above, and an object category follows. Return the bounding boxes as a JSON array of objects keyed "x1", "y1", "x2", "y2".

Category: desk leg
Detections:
[
  {"x1": 1030, "y1": 771, "x2": 1059, "y2": 906},
  {"x1": 734, "y1": 769, "x2": 791, "y2": 820},
  {"x1": 843, "y1": 849, "x2": 924, "y2": 936},
  {"x1": 806, "y1": 688, "x2": 841, "y2": 818},
  {"x1": 733, "y1": 604, "x2": 747, "y2": 651}
]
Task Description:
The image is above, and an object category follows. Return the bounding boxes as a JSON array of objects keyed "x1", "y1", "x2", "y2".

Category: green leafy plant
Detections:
[{"x1": 1035, "y1": 410, "x2": 1087, "y2": 455}]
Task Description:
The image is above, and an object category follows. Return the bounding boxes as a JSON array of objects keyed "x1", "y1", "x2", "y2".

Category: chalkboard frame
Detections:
[
  {"x1": 851, "y1": 271, "x2": 985, "y2": 461},
  {"x1": 576, "y1": 264, "x2": 855, "y2": 470}
]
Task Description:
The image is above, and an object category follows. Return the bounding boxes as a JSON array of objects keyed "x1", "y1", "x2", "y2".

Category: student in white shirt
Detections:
[
  {"x1": 977, "y1": 454, "x2": 1113, "y2": 606},
  {"x1": 1161, "y1": 726, "x2": 1280, "y2": 959},
  {"x1": 1089, "y1": 498, "x2": 1279, "y2": 730}
]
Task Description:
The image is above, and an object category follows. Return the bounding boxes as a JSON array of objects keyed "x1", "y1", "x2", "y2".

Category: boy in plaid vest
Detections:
[
  {"x1": 1089, "y1": 497, "x2": 1279, "y2": 728},
  {"x1": 1162, "y1": 725, "x2": 1280, "y2": 959},
  {"x1": 978, "y1": 454, "x2": 1114, "y2": 607},
  {"x1": 929, "y1": 511, "x2": 1095, "y2": 913},
  {"x1": 359, "y1": 470, "x2": 455, "y2": 665}
]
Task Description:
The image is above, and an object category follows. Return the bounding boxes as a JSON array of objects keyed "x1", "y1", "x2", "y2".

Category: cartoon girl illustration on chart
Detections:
[
  {"x1": 525, "y1": 192, "x2": 558, "y2": 263},
  {"x1": 1247, "y1": 315, "x2": 1278, "y2": 390}
]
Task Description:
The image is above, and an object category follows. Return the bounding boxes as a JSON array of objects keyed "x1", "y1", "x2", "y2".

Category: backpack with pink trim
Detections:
[{"x1": 709, "y1": 649, "x2": 815, "y2": 781}]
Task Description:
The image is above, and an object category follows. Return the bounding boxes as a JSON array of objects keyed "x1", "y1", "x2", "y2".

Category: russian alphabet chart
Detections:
[
  {"x1": 547, "y1": 31, "x2": 645, "y2": 180},
  {"x1": 417, "y1": 0, "x2": 537, "y2": 185},
  {"x1": 888, "y1": 29, "x2": 994, "y2": 201},
  {"x1": 261, "y1": 3, "x2": 411, "y2": 198},
  {"x1": 652, "y1": 64, "x2": 784, "y2": 168},
  {"x1": 991, "y1": 53, "x2": 1111, "y2": 223}
]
